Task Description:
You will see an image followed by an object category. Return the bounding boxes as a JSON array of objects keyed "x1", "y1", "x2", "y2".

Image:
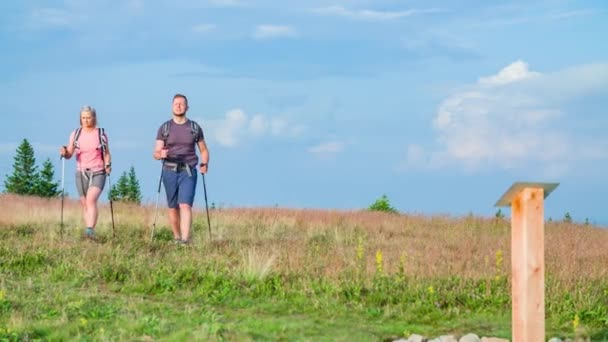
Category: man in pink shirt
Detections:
[{"x1": 60, "y1": 105, "x2": 112, "y2": 239}]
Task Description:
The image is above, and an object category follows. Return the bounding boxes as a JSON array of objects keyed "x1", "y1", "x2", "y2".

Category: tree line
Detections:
[{"x1": 3, "y1": 139, "x2": 142, "y2": 204}]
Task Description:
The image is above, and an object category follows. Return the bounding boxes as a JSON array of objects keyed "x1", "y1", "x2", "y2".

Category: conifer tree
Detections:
[
  {"x1": 33, "y1": 158, "x2": 60, "y2": 197},
  {"x1": 109, "y1": 166, "x2": 142, "y2": 205},
  {"x1": 4, "y1": 139, "x2": 39, "y2": 195},
  {"x1": 126, "y1": 166, "x2": 142, "y2": 204}
]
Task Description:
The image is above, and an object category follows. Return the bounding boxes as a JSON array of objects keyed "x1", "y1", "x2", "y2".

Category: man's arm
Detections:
[
  {"x1": 153, "y1": 140, "x2": 167, "y2": 160},
  {"x1": 197, "y1": 140, "x2": 209, "y2": 174}
]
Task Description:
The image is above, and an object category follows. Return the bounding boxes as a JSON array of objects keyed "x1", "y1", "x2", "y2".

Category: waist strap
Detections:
[{"x1": 164, "y1": 162, "x2": 193, "y2": 177}]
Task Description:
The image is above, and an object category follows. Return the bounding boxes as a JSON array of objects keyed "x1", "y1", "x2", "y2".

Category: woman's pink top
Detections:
[{"x1": 69, "y1": 128, "x2": 108, "y2": 171}]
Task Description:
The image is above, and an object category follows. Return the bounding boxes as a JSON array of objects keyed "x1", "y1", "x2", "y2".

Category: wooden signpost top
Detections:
[
  {"x1": 495, "y1": 182, "x2": 559, "y2": 207},
  {"x1": 494, "y1": 181, "x2": 559, "y2": 342}
]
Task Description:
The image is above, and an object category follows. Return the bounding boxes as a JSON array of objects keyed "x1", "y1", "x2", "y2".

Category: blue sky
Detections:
[{"x1": 1, "y1": 0, "x2": 607, "y2": 225}]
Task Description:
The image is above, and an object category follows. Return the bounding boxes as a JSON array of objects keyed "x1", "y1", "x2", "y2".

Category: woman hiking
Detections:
[{"x1": 59, "y1": 105, "x2": 112, "y2": 239}]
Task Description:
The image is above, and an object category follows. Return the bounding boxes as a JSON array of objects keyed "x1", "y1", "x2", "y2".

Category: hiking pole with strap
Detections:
[
  {"x1": 107, "y1": 172, "x2": 115, "y2": 240},
  {"x1": 201, "y1": 173, "x2": 211, "y2": 240},
  {"x1": 99, "y1": 130, "x2": 115, "y2": 239},
  {"x1": 60, "y1": 149, "x2": 66, "y2": 237},
  {"x1": 151, "y1": 161, "x2": 164, "y2": 242}
]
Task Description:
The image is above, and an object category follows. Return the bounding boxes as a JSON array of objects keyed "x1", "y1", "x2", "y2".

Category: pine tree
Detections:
[
  {"x1": 126, "y1": 166, "x2": 142, "y2": 204},
  {"x1": 110, "y1": 171, "x2": 129, "y2": 202},
  {"x1": 109, "y1": 166, "x2": 142, "y2": 205},
  {"x1": 32, "y1": 158, "x2": 60, "y2": 197},
  {"x1": 368, "y1": 194, "x2": 398, "y2": 214},
  {"x1": 4, "y1": 139, "x2": 39, "y2": 195}
]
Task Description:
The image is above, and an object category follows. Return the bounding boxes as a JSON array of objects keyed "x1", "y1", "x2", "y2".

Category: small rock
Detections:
[
  {"x1": 439, "y1": 336, "x2": 458, "y2": 342},
  {"x1": 392, "y1": 339, "x2": 409, "y2": 342},
  {"x1": 409, "y1": 334, "x2": 427, "y2": 342},
  {"x1": 459, "y1": 334, "x2": 480, "y2": 342},
  {"x1": 548, "y1": 338, "x2": 563, "y2": 342},
  {"x1": 480, "y1": 338, "x2": 509, "y2": 342}
]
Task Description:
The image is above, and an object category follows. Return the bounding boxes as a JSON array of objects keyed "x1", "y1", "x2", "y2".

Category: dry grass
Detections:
[{"x1": 1, "y1": 193, "x2": 607, "y2": 283}]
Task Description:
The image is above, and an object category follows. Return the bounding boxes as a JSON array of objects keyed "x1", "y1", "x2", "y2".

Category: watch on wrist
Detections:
[{"x1": 200, "y1": 162, "x2": 207, "y2": 167}]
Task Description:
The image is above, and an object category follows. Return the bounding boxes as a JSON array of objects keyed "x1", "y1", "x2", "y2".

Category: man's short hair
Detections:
[{"x1": 173, "y1": 94, "x2": 188, "y2": 105}]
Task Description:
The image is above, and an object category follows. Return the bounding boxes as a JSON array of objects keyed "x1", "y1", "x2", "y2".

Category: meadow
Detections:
[{"x1": 0, "y1": 193, "x2": 607, "y2": 341}]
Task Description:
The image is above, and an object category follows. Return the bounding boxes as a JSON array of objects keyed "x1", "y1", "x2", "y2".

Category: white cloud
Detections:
[
  {"x1": 458, "y1": 5, "x2": 600, "y2": 33},
  {"x1": 207, "y1": 109, "x2": 304, "y2": 147},
  {"x1": 478, "y1": 60, "x2": 540, "y2": 86},
  {"x1": 249, "y1": 115, "x2": 267, "y2": 136},
  {"x1": 308, "y1": 141, "x2": 345, "y2": 155},
  {"x1": 127, "y1": 0, "x2": 144, "y2": 12},
  {"x1": 192, "y1": 23, "x2": 216, "y2": 34},
  {"x1": 253, "y1": 25, "x2": 297, "y2": 40},
  {"x1": 406, "y1": 61, "x2": 608, "y2": 172},
  {"x1": 214, "y1": 109, "x2": 248, "y2": 147},
  {"x1": 208, "y1": 0, "x2": 242, "y2": 6},
  {"x1": 312, "y1": 6, "x2": 442, "y2": 21},
  {"x1": 27, "y1": 7, "x2": 74, "y2": 30}
]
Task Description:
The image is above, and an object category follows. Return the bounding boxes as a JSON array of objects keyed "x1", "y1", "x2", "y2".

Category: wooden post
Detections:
[{"x1": 495, "y1": 182, "x2": 559, "y2": 342}]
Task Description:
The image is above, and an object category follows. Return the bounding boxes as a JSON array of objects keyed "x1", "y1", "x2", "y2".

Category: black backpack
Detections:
[{"x1": 160, "y1": 120, "x2": 202, "y2": 146}]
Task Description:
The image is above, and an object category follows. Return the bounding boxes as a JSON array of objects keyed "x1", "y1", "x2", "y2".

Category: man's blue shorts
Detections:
[{"x1": 162, "y1": 164, "x2": 197, "y2": 208}]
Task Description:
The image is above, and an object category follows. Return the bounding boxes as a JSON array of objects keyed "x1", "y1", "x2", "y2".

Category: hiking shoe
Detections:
[
  {"x1": 84, "y1": 227, "x2": 97, "y2": 241},
  {"x1": 86, "y1": 227, "x2": 95, "y2": 237}
]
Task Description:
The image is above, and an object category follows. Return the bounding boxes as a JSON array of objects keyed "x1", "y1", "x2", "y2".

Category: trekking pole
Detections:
[
  {"x1": 151, "y1": 161, "x2": 164, "y2": 242},
  {"x1": 107, "y1": 172, "x2": 115, "y2": 239},
  {"x1": 202, "y1": 173, "x2": 211, "y2": 240},
  {"x1": 60, "y1": 150, "x2": 66, "y2": 237},
  {"x1": 99, "y1": 141, "x2": 115, "y2": 240}
]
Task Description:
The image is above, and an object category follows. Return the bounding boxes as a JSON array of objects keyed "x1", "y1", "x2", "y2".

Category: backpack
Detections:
[
  {"x1": 160, "y1": 120, "x2": 202, "y2": 147},
  {"x1": 73, "y1": 127, "x2": 108, "y2": 152}
]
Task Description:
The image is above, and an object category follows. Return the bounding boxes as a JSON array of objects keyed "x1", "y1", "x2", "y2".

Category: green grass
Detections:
[{"x1": 1, "y1": 204, "x2": 607, "y2": 340}]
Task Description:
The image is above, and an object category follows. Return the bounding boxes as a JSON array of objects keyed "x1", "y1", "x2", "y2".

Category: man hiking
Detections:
[{"x1": 153, "y1": 94, "x2": 209, "y2": 244}]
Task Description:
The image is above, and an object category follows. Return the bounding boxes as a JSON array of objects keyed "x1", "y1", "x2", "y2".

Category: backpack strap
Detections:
[
  {"x1": 161, "y1": 120, "x2": 171, "y2": 147},
  {"x1": 161, "y1": 120, "x2": 201, "y2": 145},
  {"x1": 190, "y1": 120, "x2": 201, "y2": 143},
  {"x1": 73, "y1": 128, "x2": 83, "y2": 149},
  {"x1": 98, "y1": 128, "x2": 107, "y2": 152},
  {"x1": 98, "y1": 128, "x2": 108, "y2": 165}
]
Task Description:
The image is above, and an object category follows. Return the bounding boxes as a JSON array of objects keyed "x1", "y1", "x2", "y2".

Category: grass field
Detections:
[{"x1": 1, "y1": 194, "x2": 607, "y2": 341}]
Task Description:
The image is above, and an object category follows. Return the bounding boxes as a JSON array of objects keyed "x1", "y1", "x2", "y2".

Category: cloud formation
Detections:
[
  {"x1": 312, "y1": 6, "x2": 441, "y2": 21},
  {"x1": 26, "y1": 7, "x2": 75, "y2": 30},
  {"x1": 308, "y1": 141, "x2": 345, "y2": 156},
  {"x1": 208, "y1": 0, "x2": 242, "y2": 6},
  {"x1": 192, "y1": 23, "x2": 216, "y2": 34},
  {"x1": 253, "y1": 25, "x2": 297, "y2": 40},
  {"x1": 206, "y1": 109, "x2": 304, "y2": 147},
  {"x1": 405, "y1": 60, "x2": 608, "y2": 172}
]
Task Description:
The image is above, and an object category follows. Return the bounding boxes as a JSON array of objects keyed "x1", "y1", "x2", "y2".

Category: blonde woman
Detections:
[{"x1": 60, "y1": 106, "x2": 112, "y2": 239}]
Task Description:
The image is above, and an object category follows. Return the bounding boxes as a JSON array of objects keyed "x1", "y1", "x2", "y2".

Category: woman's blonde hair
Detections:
[{"x1": 79, "y1": 105, "x2": 97, "y2": 126}]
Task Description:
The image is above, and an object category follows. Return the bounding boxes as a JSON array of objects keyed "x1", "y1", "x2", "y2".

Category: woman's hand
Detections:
[{"x1": 60, "y1": 146, "x2": 69, "y2": 158}]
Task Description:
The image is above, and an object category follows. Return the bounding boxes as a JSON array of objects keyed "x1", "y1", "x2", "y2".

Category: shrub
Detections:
[{"x1": 368, "y1": 194, "x2": 398, "y2": 214}]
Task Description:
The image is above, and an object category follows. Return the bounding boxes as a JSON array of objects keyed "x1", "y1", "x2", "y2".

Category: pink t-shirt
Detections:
[{"x1": 69, "y1": 128, "x2": 108, "y2": 171}]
